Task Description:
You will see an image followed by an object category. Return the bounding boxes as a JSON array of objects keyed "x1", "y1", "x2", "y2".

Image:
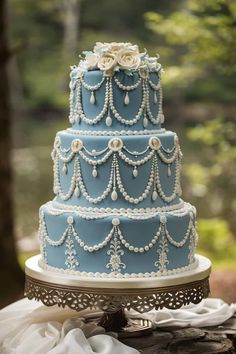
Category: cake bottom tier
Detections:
[{"x1": 39, "y1": 200, "x2": 198, "y2": 278}]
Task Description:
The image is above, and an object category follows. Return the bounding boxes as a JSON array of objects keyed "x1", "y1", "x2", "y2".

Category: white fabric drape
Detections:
[
  {"x1": 130, "y1": 298, "x2": 236, "y2": 328},
  {"x1": 0, "y1": 298, "x2": 235, "y2": 354}
]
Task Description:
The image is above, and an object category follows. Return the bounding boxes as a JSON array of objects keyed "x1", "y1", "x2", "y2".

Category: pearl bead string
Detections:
[
  {"x1": 68, "y1": 79, "x2": 76, "y2": 124},
  {"x1": 72, "y1": 225, "x2": 115, "y2": 252},
  {"x1": 50, "y1": 199, "x2": 185, "y2": 216},
  {"x1": 39, "y1": 211, "x2": 69, "y2": 247},
  {"x1": 53, "y1": 148, "x2": 74, "y2": 164},
  {"x1": 148, "y1": 78, "x2": 161, "y2": 91},
  {"x1": 164, "y1": 217, "x2": 194, "y2": 247},
  {"x1": 160, "y1": 140, "x2": 177, "y2": 154},
  {"x1": 83, "y1": 145, "x2": 109, "y2": 157},
  {"x1": 53, "y1": 136, "x2": 180, "y2": 170},
  {"x1": 118, "y1": 149, "x2": 155, "y2": 167},
  {"x1": 157, "y1": 146, "x2": 179, "y2": 164},
  {"x1": 67, "y1": 128, "x2": 165, "y2": 136},
  {"x1": 114, "y1": 154, "x2": 155, "y2": 204},
  {"x1": 109, "y1": 78, "x2": 146, "y2": 126},
  {"x1": 53, "y1": 157, "x2": 78, "y2": 201},
  {"x1": 79, "y1": 149, "x2": 113, "y2": 166},
  {"x1": 38, "y1": 211, "x2": 47, "y2": 262},
  {"x1": 76, "y1": 78, "x2": 109, "y2": 125},
  {"x1": 76, "y1": 156, "x2": 114, "y2": 204},
  {"x1": 69, "y1": 71, "x2": 164, "y2": 128},
  {"x1": 168, "y1": 204, "x2": 195, "y2": 217},
  {"x1": 39, "y1": 212, "x2": 196, "y2": 256},
  {"x1": 81, "y1": 76, "x2": 105, "y2": 91},
  {"x1": 53, "y1": 142, "x2": 181, "y2": 204},
  {"x1": 113, "y1": 75, "x2": 141, "y2": 91},
  {"x1": 145, "y1": 81, "x2": 162, "y2": 125},
  {"x1": 122, "y1": 145, "x2": 150, "y2": 156},
  {"x1": 154, "y1": 154, "x2": 181, "y2": 203},
  {"x1": 117, "y1": 224, "x2": 162, "y2": 253}
]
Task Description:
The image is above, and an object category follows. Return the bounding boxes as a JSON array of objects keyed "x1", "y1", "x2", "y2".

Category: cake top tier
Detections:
[
  {"x1": 69, "y1": 42, "x2": 164, "y2": 134},
  {"x1": 77, "y1": 42, "x2": 161, "y2": 76}
]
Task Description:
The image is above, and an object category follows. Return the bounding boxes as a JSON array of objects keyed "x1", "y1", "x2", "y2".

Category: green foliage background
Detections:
[{"x1": 10, "y1": 0, "x2": 236, "y2": 268}]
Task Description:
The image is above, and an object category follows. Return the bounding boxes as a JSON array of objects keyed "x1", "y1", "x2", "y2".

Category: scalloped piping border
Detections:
[
  {"x1": 47, "y1": 199, "x2": 186, "y2": 216},
  {"x1": 38, "y1": 257, "x2": 199, "y2": 279}
]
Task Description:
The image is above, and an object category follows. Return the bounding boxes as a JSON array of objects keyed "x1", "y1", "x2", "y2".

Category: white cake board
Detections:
[{"x1": 25, "y1": 254, "x2": 211, "y2": 289}]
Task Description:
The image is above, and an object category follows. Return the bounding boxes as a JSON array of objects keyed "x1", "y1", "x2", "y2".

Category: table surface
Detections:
[{"x1": 121, "y1": 314, "x2": 236, "y2": 354}]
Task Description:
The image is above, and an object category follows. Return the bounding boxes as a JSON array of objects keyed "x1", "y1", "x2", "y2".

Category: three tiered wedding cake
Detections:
[{"x1": 38, "y1": 42, "x2": 198, "y2": 278}]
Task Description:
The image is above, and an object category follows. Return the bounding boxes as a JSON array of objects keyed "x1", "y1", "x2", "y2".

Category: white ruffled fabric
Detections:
[
  {"x1": 0, "y1": 298, "x2": 235, "y2": 354},
  {"x1": 0, "y1": 299, "x2": 138, "y2": 354},
  {"x1": 130, "y1": 298, "x2": 236, "y2": 328}
]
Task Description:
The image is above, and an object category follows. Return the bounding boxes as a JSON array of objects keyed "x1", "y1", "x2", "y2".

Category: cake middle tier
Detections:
[{"x1": 52, "y1": 130, "x2": 182, "y2": 209}]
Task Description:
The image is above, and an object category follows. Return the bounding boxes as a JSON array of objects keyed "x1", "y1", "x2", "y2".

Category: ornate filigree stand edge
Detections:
[{"x1": 25, "y1": 255, "x2": 211, "y2": 336}]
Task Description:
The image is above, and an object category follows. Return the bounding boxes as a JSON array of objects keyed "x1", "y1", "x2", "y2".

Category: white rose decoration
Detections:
[
  {"x1": 109, "y1": 42, "x2": 132, "y2": 54},
  {"x1": 146, "y1": 56, "x2": 158, "y2": 70},
  {"x1": 117, "y1": 48, "x2": 141, "y2": 71},
  {"x1": 97, "y1": 52, "x2": 117, "y2": 74},
  {"x1": 85, "y1": 53, "x2": 99, "y2": 70},
  {"x1": 94, "y1": 42, "x2": 110, "y2": 53}
]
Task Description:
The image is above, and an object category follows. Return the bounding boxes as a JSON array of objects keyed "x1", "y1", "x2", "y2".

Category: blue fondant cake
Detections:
[{"x1": 38, "y1": 42, "x2": 199, "y2": 278}]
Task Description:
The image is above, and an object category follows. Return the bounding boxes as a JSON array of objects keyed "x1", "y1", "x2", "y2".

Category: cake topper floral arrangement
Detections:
[{"x1": 77, "y1": 42, "x2": 161, "y2": 77}]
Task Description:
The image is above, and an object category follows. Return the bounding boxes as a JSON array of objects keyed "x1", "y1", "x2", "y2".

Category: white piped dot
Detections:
[
  {"x1": 160, "y1": 215, "x2": 167, "y2": 224},
  {"x1": 112, "y1": 218, "x2": 120, "y2": 226},
  {"x1": 67, "y1": 216, "x2": 74, "y2": 224}
]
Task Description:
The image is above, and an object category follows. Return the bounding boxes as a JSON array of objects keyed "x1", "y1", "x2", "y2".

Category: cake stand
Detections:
[{"x1": 25, "y1": 254, "x2": 211, "y2": 337}]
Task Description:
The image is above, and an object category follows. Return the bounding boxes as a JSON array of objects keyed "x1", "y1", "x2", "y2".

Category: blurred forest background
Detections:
[{"x1": 0, "y1": 0, "x2": 236, "y2": 306}]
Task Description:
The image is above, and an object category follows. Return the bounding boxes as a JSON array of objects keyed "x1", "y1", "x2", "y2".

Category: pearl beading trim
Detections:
[
  {"x1": 113, "y1": 75, "x2": 141, "y2": 91},
  {"x1": 52, "y1": 136, "x2": 181, "y2": 205},
  {"x1": 145, "y1": 81, "x2": 163, "y2": 125},
  {"x1": 53, "y1": 152, "x2": 179, "y2": 205},
  {"x1": 38, "y1": 257, "x2": 199, "y2": 278},
  {"x1": 75, "y1": 156, "x2": 114, "y2": 204},
  {"x1": 49, "y1": 199, "x2": 185, "y2": 215},
  {"x1": 118, "y1": 149, "x2": 155, "y2": 166},
  {"x1": 81, "y1": 76, "x2": 105, "y2": 91},
  {"x1": 69, "y1": 71, "x2": 163, "y2": 128},
  {"x1": 148, "y1": 78, "x2": 161, "y2": 91},
  {"x1": 154, "y1": 154, "x2": 181, "y2": 203},
  {"x1": 40, "y1": 210, "x2": 196, "y2": 253},
  {"x1": 54, "y1": 135, "x2": 179, "y2": 166},
  {"x1": 108, "y1": 78, "x2": 146, "y2": 126},
  {"x1": 66, "y1": 128, "x2": 165, "y2": 136},
  {"x1": 42, "y1": 200, "x2": 194, "y2": 220},
  {"x1": 75, "y1": 78, "x2": 109, "y2": 125},
  {"x1": 114, "y1": 154, "x2": 155, "y2": 204}
]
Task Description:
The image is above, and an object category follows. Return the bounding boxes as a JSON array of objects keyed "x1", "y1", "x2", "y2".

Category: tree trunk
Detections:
[
  {"x1": 63, "y1": 0, "x2": 80, "y2": 59},
  {"x1": 0, "y1": 0, "x2": 24, "y2": 307}
]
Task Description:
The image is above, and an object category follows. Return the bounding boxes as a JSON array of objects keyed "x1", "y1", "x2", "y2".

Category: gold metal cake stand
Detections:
[{"x1": 25, "y1": 255, "x2": 211, "y2": 337}]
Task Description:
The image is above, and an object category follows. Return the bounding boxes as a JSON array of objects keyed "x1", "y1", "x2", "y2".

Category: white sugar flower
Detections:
[
  {"x1": 77, "y1": 60, "x2": 87, "y2": 73},
  {"x1": 97, "y1": 52, "x2": 117, "y2": 74},
  {"x1": 146, "y1": 56, "x2": 158, "y2": 68},
  {"x1": 84, "y1": 53, "x2": 99, "y2": 70},
  {"x1": 94, "y1": 42, "x2": 111, "y2": 53},
  {"x1": 94, "y1": 42, "x2": 133, "y2": 54},
  {"x1": 139, "y1": 67, "x2": 149, "y2": 79},
  {"x1": 117, "y1": 48, "x2": 141, "y2": 71},
  {"x1": 109, "y1": 42, "x2": 132, "y2": 54}
]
